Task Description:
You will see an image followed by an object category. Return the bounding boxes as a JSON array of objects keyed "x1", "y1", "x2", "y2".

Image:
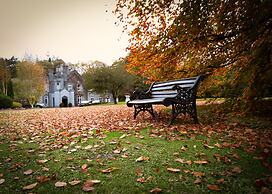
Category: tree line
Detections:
[{"x1": 0, "y1": 56, "x2": 145, "y2": 108}]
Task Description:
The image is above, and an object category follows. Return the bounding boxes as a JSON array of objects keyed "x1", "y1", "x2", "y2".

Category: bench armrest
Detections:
[{"x1": 131, "y1": 90, "x2": 151, "y2": 100}]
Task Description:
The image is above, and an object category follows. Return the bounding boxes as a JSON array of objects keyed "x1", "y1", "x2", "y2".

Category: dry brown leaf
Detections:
[
  {"x1": 24, "y1": 169, "x2": 33, "y2": 175},
  {"x1": 216, "y1": 178, "x2": 225, "y2": 184},
  {"x1": 82, "y1": 180, "x2": 95, "y2": 192},
  {"x1": 23, "y1": 182, "x2": 38, "y2": 190},
  {"x1": 37, "y1": 159, "x2": 48, "y2": 164},
  {"x1": 231, "y1": 166, "x2": 242, "y2": 174},
  {"x1": 81, "y1": 164, "x2": 88, "y2": 170},
  {"x1": 192, "y1": 171, "x2": 205, "y2": 177},
  {"x1": 113, "y1": 149, "x2": 121, "y2": 154},
  {"x1": 175, "y1": 158, "x2": 185, "y2": 163},
  {"x1": 150, "y1": 187, "x2": 162, "y2": 193},
  {"x1": 100, "y1": 167, "x2": 118, "y2": 173},
  {"x1": 167, "y1": 168, "x2": 181, "y2": 173},
  {"x1": 193, "y1": 160, "x2": 209, "y2": 164},
  {"x1": 0, "y1": 179, "x2": 5, "y2": 185},
  {"x1": 194, "y1": 178, "x2": 202, "y2": 184},
  {"x1": 55, "y1": 181, "x2": 67, "y2": 187},
  {"x1": 36, "y1": 176, "x2": 50, "y2": 183},
  {"x1": 207, "y1": 184, "x2": 220, "y2": 191},
  {"x1": 137, "y1": 177, "x2": 146, "y2": 183},
  {"x1": 91, "y1": 180, "x2": 101, "y2": 184},
  {"x1": 136, "y1": 156, "x2": 149, "y2": 162},
  {"x1": 69, "y1": 180, "x2": 81, "y2": 186}
]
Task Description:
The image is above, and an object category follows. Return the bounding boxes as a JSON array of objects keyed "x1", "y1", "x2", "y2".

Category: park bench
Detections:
[{"x1": 127, "y1": 75, "x2": 203, "y2": 124}]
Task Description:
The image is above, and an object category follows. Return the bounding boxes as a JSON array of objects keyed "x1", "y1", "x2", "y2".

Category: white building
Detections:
[{"x1": 41, "y1": 64, "x2": 87, "y2": 107}]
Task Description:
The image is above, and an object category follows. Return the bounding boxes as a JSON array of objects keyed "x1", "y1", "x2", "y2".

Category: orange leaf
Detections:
[
  {"x1": 23, "y1": 182, "x2": 38, "y2": 190},
  {"x1": 137, "y1": 177, "x2": 146, "y2": 183},
  {"x1": 36, "y1": 176, "x2": 50, "y2": 183},
  {"x1": 55, "y1": 181, "x2": 67, "y2": 187},
  {"x1": 136, "y1": 156, "x2": 149, "y2": 162},
  {"x1": 167, "y1": 168, "x2": 181, "y2": 173},
  {"x1": 207, "y1": 184, "x2": 220, "y2": 191},
  {"x1": 192, "y1": 172, "x2": 205, "y2": 177},
  {"x1": 24, "y1": 169, "x2": 33, "y2": 175},
  {"x1": 82, "y1": 180, "x2": 95, "y2": 192},
  {"x1": 69, "y1": 180, "x2": 81, "y2": 186},
  {"x1": 193, "y1": 160, "x2": 209, "y2": 164},
  {"x1": 150, "y1": 187, "x2": 162, "y2": 193}
]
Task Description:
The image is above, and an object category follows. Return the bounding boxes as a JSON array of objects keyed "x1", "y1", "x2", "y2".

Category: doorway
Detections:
[{"x1": 62, "y1": 96, "x2": 68, "y2": 107}]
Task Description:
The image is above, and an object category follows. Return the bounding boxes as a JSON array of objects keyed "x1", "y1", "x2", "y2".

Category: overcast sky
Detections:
[{"x1": 0, "y1": 0, "x2": 129, "y2": 65}]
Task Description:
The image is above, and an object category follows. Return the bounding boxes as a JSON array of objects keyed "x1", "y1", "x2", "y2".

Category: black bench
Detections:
[{"x1": 127, "y1": 76, "x2": 203, "y2": 124}]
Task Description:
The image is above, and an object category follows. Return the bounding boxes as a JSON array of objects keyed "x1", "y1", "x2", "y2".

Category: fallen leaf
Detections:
[
  {"x1": 55, "y1": 181, "x2": 67, "y2": 187},
  {"x1": 175, "y1": 158, "x2": 185, "y2": 163},
  {"x1": 207, "y1": 184, "x2": 220, "y2": 191},
  {"x1": 84, "y1": 145, "x2": 93, "y2": 150},
  {"x1": 136, "y1": 156, "x2": 149, "y2": 162},
  {"x1": 204, "y1": 144, "x2": 214, "y2": 149},
  {"x1": 167, "y1": 168, "x2": 181, "y2": 173},
  {"x1": 194, "y1": 178, "x2": 202, "y2": 184},
  {"x1": 36, "y1": 176, "x2": 50, "y2": 183},
  {"x1": 0, "y1": 179, "x2": 5, "y2": 185},
  {"x1": 150, "y1": 187, "x2": 162, "y2": 193},
  {"x1": 214, "y1": 143, "x2": 222, "y2": 148},
  {"x1": 192, "y1": 172, "x2": 205, "y2": 177},
  {"x1": 24, "y1": 169, "x2": 33, "y2": 175},
  {"x1": 100, "y1": 167, "x2": 118, "y2": 173},
  {"x1": 81, "y1": 164, "x2": 88, "y2": 170},
  {"x1": 119, "y1": 134, "x2": 126, "y2": 139},
  {"x1": 37, "y1": 159, "x2": 48, "y2": 164},
  {"x1": 82, "y1": 180, "x2": 95, "y2": 192},
  {"x1": 69, "y1": 180, "x2": 81, "y2": 186},
  {"x1": 180, "y1": 146, "x2": 187, "y2": 151},
  {"x1": 193, "y1": 160, "x2": 209, "y2": 164},
  {"x1": 231, "y1": 166, "x2": 242, "y2": 174},
  {"x1": 113, "y1": 149, "x2": 121, "y2": 154},
  {"x1": 23, "y1": 182, "x2": 38, "y2": 190},
  {"x1": 216, "y1": 178, "x2": 225, "y2": 184},
  {"x1": 268, "y1": 176, "x2": 272, "y2": 184},
  {"x1": 137, "y1": 177, "x2": 146, "y2": 183},
  {"x1": 261, "y1": 187, "x2": 272, "y2": 194},
  {"x1": 91, "y1": 179, "x2": 101, "y2": 184}
]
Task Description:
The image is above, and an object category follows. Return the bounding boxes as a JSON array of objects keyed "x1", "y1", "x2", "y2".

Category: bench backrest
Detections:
[{"x1": 149, "y1": 76, "x2": 202, "y2": 99}]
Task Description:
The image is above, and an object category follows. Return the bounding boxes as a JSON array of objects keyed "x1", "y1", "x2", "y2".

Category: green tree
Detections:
[
  {"x1": 13, "y1": 61, "x2": 45, "y2": 108},
  {"x1": 115, "y1": 0, "x2": 272, "y2": 110},
  {"x1": 83, "y1": 59, "x2": 141, "y2": 104}
]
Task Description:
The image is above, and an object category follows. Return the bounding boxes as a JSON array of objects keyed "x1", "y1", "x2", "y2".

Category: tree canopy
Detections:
[
  {"x1": 13, "y1": 61, "x2": 45, "y2": 107},
  {"x1": 83, "y1": 59, "x2": 143, "y2": 104},
  {"x1": 115, "y1": 0, "x2": 272, "y2": 109}
]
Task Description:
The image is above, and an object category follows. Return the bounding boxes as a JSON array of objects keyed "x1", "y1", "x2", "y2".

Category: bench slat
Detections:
[
  {"x1": 153, "y1": 79, "x2": 196, "y2": 88},
  {"x1": 151, "y1": 84, "x2": 194, "y2": 91},
  {"x1": 151, "y1": 94, "x2": 177, "y2": 98}
]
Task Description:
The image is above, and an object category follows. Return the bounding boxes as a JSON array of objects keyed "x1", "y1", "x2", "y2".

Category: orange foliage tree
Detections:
[{"x1": 115, "y1": 0, "x2": 272, "y2": 109}]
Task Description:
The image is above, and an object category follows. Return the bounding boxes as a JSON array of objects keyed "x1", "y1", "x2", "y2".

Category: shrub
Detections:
[
  {"x1": 0, "y1": 94, "x2": 12, "y2": 109},
  {"x1": 12, "y1": 101, "x2": 22, "y2": 109}
]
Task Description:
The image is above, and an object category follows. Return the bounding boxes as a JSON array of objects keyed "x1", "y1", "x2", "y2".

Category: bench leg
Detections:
[
  {"x1": 170, "y1": 103, "x2": 199, "y2": 124},
  {"x1": 133, "y1": 104, "x2": 156, "y2": 119}
]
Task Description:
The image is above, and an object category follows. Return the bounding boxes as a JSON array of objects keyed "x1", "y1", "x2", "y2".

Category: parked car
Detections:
[
  {"x1": 79, "y1": 100, "x2": 92, "y2": 106},
  {"x1": 35, "y1": 103, "x2": 45, "y2": 108}
]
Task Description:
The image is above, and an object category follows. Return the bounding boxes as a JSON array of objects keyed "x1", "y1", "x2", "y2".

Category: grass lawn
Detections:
[{"x1": 0, "y1": 104, "x2": 271, "y2": 193}]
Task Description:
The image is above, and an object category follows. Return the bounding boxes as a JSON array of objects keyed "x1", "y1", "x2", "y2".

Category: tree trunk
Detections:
[{"x1": 111, "y1": 91, "x2": 118, "y2": 104}]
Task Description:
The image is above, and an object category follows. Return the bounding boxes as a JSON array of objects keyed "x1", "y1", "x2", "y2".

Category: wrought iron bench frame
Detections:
[{"x1": 127, "y1": 76, "x2": 203, "y2": 124}]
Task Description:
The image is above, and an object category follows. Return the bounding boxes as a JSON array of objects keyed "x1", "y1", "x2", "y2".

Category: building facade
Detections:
[{"x1": 41, "y1": 64, "x2": 87, "y2": 107}]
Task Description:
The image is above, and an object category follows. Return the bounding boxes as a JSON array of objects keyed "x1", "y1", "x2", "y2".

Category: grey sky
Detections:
[{"x1": 0, "y1": 0, "x2": 129, "y2": 65}]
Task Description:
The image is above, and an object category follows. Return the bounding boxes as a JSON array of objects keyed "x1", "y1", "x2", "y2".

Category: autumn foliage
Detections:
[{"x1": 115, "y1": 0, "x2": 272, "y2": 109}]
